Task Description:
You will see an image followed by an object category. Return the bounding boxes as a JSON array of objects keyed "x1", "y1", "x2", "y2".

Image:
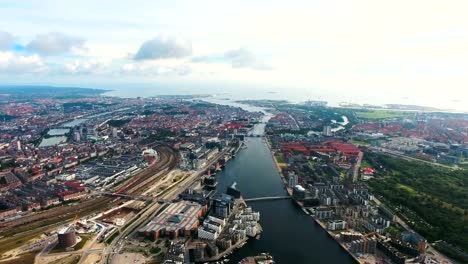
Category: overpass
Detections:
[{"x1": 243, "y1": 196, "x2": 291, "y2": 202}]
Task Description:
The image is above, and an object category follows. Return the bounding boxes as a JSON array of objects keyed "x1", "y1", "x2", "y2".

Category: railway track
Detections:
[
  {"x1": 0, "y1": 146, "x2": 177, "y2": 254},
  {"x1": 116, "y1": 146, "x2": 177, "y2": 195}
]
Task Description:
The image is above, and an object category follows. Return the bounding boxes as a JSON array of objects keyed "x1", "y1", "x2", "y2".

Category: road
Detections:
[
  {"x1": 77, "y1": 227, "x2": 108, "y2": 264},
  {"x1": 0, "y1": 146, "x2": 176, "y2": 259},
  {"x1": 372, "y1": 197, "x2": 453, "y2": 263},
  {"x1": 0, "y1": 146, "x2": 177, "y2": 263},
  {"x1": 368, "y1": 146, "x2": 460, "y2": 170}
]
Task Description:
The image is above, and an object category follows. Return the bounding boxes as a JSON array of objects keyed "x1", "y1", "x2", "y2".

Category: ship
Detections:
[{"x1": 238, "y1": 253, "x2": 275, "y2": 264}]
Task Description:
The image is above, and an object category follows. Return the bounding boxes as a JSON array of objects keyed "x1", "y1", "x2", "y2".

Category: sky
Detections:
[{"x1": 0, "y1": 0, "x2": 467, "y2": 108}]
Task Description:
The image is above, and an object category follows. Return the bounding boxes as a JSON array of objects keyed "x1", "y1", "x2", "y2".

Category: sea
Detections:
[{"x1": 101, "y1": 83, "x2": 468, "y2": 113}]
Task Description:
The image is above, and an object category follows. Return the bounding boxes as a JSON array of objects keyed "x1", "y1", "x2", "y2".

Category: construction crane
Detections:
[
  {"x1": 362, "y1": 231, "x2": 377, "y2": 238},
  {"x1": 72, "y1": 215, "x2": 78, "y2": 225}
]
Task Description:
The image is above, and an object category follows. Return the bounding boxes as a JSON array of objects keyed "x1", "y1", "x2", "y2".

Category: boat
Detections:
[{"x1": 236, "y1": 242, "x2": 247, "y2": 249}]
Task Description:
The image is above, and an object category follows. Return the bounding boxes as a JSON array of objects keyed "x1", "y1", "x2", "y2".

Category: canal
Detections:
[
  {"x1": 214, "y1": 137, "x2": 356, "y2": 264},
  {"x1": 204, "y1": 98, "x2": 356, "y2": 263}
]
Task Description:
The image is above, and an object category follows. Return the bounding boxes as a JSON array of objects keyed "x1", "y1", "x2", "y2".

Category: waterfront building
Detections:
[
  {"x1": 315, "y1": 207, "x2": 333, "y2": 219},
  {"x1": 350, "y1": 237, "x2": 377, "y2": 254},
  {"x1": 340, "y1": 232, "x2": 363, "y2": 243},
  {"x1": 377, "y1": 240, "x2": 408, "y2": 264},
  {"x1": 216, "y1": 238, "x2": 232, "y2": 250},
  {"x1": 203, "y1": 219, "x2": 224, "y2": 233},
  {"x1": 138, "y1": 201, "x2": 207, "y2": 239},
  {"x1": 207, "y1": 215, "x2": 225, "y2": 226},
  {"x1": 198, "y1": 226, "x2": 219, "y2": 240},
  {"x1": 212, "y1": 194, "x2": 234, "y2": 218},
  {"x1": 327, "y1": 219, "x2": 347, "y2": 231},
  {"x1": 292, "y1": 185, "x2": 306, "y2": 200},
  {"x1": 288, "y1": 172, "x2": 298, "y2": 188}
]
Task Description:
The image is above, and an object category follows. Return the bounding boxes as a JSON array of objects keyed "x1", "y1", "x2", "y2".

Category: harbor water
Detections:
[{"x1": 214, "y1": 136, "x2": 356, "y2": 264}]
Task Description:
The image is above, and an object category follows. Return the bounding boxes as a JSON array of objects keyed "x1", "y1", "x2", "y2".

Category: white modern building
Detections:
[{"x1": 198, "y1": 226, "x2": 219, "y2": 240}]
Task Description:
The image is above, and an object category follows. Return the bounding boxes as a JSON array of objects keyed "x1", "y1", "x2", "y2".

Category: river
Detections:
[{"x1": 211, "y1": 101, "x2": 355, "y2": 263}]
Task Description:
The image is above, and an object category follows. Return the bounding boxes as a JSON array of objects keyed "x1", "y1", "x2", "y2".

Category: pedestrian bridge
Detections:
[{"x1": 243, "y1": 196, "x2": 291, "y2": 202}]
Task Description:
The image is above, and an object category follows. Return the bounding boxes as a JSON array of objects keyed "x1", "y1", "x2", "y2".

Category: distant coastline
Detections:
[
  {"x1": 0, "y1": 85, "x2": 109, "y2": 98},
  {"x1": 1, "y1": 84, "x2": 467, "y2": 114}
]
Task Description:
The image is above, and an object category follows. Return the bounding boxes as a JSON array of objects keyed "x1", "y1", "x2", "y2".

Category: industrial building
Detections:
[
  {"x1": 139, "y1": 201, "x2": 207, "y2": 239},
  {"x1": 57, "y1": 226, "x2": 77, "y2": 248}
]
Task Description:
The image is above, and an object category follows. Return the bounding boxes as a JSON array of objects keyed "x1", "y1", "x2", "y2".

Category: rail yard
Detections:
[{"x1": 0, "y1": 145, "x2": 177, "y2": 257}]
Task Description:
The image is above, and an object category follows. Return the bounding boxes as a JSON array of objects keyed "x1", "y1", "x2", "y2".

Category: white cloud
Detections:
[
  {"x1": 225, "y1": 48, "x2": 271, "y2": 70},
  {"x1": 121, "y1": 62, "x2": 191, "y2": 76},
  {"x1": 63, "y1": 58, "x2": 110, "y2": 74},
  {"x1": 26, "y1": 32, "x2": 85, "y2": 55},
  {"x1": 192, "y1": 48, "x2": 271, "y2": 70},
  {"x1": 0, "y1": 51, "x2": 46, "y2": 74},
  {"x1": 0, "y1": 31, "x2": 14, "y2": 50},
  {"x1": 0, "y1": 0, "x2": 467, "y2": 110},
  {"x1": 134, "y1": 35, "x2": 192, "y2": 60}
]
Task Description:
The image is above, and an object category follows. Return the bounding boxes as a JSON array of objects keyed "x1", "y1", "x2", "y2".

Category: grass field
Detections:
[
  {"x1": 355, "y1": 110, "x2": 410, "y2": 119},
  {"x1": 351, "y1": 139, "x2": 370, "y2": 146},
  {"x1": 275, "y1": 155, "x2": 285, "y2": 164},
  {"x1": 49, "y1": 234, "x2": 91, "y2": 254},
  {"x1": 396, "y1": 184, "x2": 417, "y2": 195},
  {"x1": 360, "y1": 160, "x2": 372, "y2": 168}
]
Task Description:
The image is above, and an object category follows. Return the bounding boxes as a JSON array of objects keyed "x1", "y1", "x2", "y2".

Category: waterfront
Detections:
[{"x1": 214, "y1": 137, "x2": 356, "y2": 263}]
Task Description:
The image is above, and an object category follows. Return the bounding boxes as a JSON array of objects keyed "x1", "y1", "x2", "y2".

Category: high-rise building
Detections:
[
  {"x1": 323, "y1": 126, "x2": 332, "y2": 136},
  {"x1": 112, "y1": 127, "x2": 118, "y2": 138},
  {"x1": 74, "y1": 132, "x2": 81, "y2": 142},
  {"x1": 212, "y1": 194, "x2": 234, "y2": 218},
  {"x1": 288, "y1": 172, "x2": 298, "y2": 188}
]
